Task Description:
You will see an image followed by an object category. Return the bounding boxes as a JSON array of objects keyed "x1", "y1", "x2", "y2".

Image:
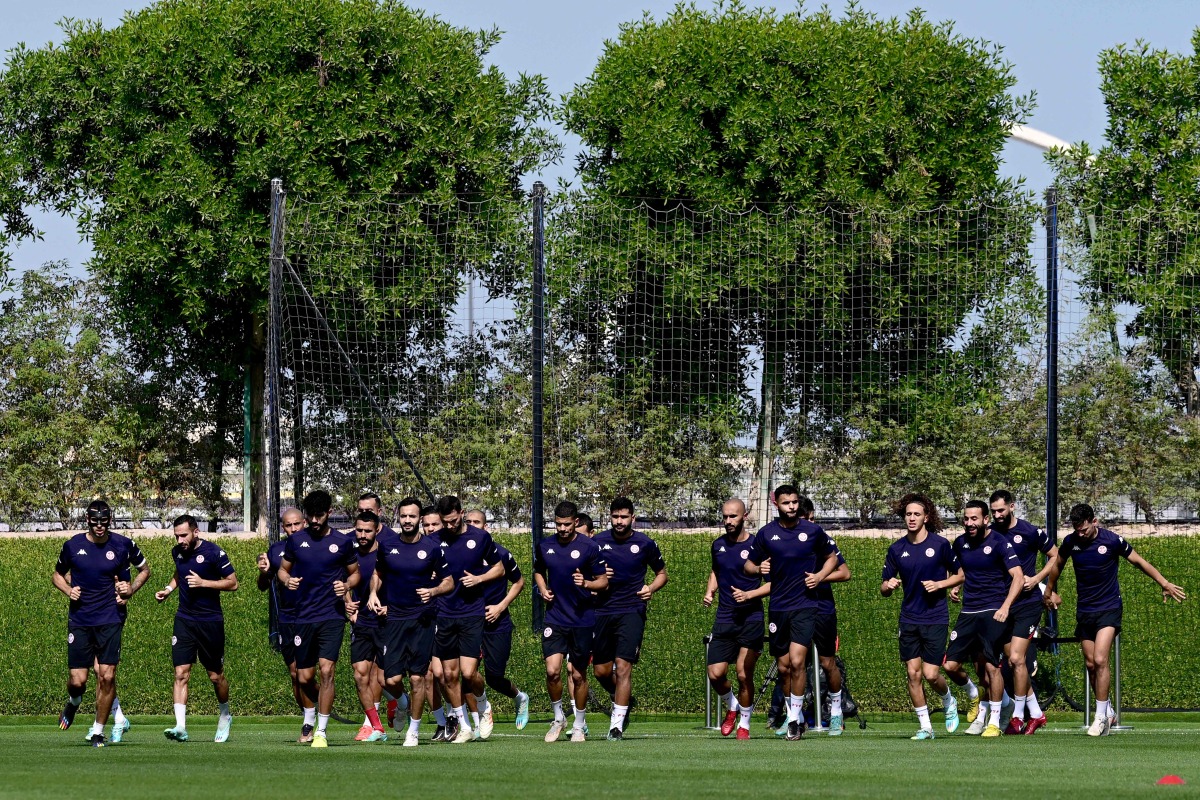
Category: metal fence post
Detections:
[
  {"x1": 1045, "y1": 187, "x2": 1059, "y2": 544},
  {"x1": 531, "y1": 182, "x2": 546, "y2": 633},
  {"x1": 266, "y1": 178, "x2": 285, "y2": 544},
  {"x1": 1112, "y1": 634, "x2": 1132, "y2": 730}
]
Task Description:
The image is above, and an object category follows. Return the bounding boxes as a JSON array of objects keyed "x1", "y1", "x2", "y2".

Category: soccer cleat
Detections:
[
  {"x1": 981, "y1": 724, "x2": 1002, "y2": 738},
  {"x1": 110, "y1": 718, "x2": 130, "y2": 744},
  {"x1": 311, "y1": 730, "x2": 328, "y2": 748},
  {"x1": 403, "y1": 730, "x2": 419, "y2": 747},
  {"x1": 364, "y1": 729, "x2": 387, "y2": 743},
  {"x1": 545, "y1": 719, "x2": 565, "y2": 743},
  {"x1": 163, "y1": 726, "x2": 189, "y2": 742},
  {"x1": 774, "y1": 721, "x2": 788, "y2": 737},
  {"x1": 999, "y1": 696, "x2": 1015, "y2": 731},
  {"x1": 478, "y1": 708, "x2": 494, "y2": 740},
  {"x1": 1023, "y1": 715, "x2": 1048, "y2": 735},
  {"x1": 607, "y1": 726, "x2": 623, "y2": 741},
  {"x1": 735, "y1": 727, "x2": 750, "y2": 740},
  {"x1": 828, "y1": 714, "x2": 844, "y2": 736},
  {"x1": 910, "y1": 728, "x2": 935, "y2": 740},
  {"x1": 570, "y1": 727, "x2": 586, "y2": 743},
  {"x1": 966, "y1": 695, "x2": 981, "y2": 723},
  {"x1": 90, "y1": 733, "x2": 106, "y2": 747},
  {"x1": 1004, "y1": 718, "x2": 1026, "y2": 735},
  {"x1": 386, "y1": 699, "x2": 397, "y2": 729},
  {"x1": 430, "y1": 725, "x2": 447, "y2": 742},
  {"x1": 720, "y1": 710, "x2": 737, "y2": 737},
  {"x1": 59, "y1": 701, "x2": 79, "y2": 731},
  {"x1": 214, "y1": 716, "x2": 231, "y2": 744},
  {"x1": 1086, "y1": 715, "x2": 1106, "y2": 737},
  {"x1": 786, "y1": 720, "x2": 805, "y2": 741},
  {"x1": 965, "y1": 714, "x2": 987, "y2": 735},
  {"x1": 354, "y1": 724, "x2": 374, "y2": 741},
  {"x1": 452, "y1": 723, "x2": 474, "y2": 744},
  {"x1": 444, "y1": 716, "x2": 460, "y2": 743},
  {"x1": 515, "y1": 692, "x2": 530, "y2": 730},
  {"x1": 298, "y1": 724, "x2": 315, "y2": 744},
  {"x1": 944, "y1": 698, "x2": 959, "y2": 733}
]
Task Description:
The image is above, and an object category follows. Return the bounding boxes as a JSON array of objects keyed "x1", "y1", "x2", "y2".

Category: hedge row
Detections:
[{"x1": 3, "y1": 533, "x2": 1197, "y2": 716}]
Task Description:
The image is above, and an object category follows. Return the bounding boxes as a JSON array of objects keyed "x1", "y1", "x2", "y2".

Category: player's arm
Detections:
[
  {"x1": 805, "y1": 551, "x2": 839, "y2": 589},
  {"x1": 52, "y1": 567, "x2": 79, "y2": 601},
  {"x1": 256, "y1": 551, "x2": 274, "y2": 591},
  {"x1": 702, "y1": 571, "x2": 718, "y2": 607},
  {"x1": 426, "y1": 574, "x2": 455, "y2": 599},
  {"x1": 994, "y1": 564, "x2": 1024, "y2": 622},
  {"x1": 155, "y1": 570, "x2": 181, "y2": 602},
  {"x1": 1027, "y1": 544, "x2": 1060, "y2": 590},
  {"x1": 462, "y1": 559, "x2": 506, "y2": 588},
  {"x1": 487, "y1": 574, "x2": 525, "y2": 624},
  {"x1": 825, "y1": 561, "x2": 851, "y2": 584},
  {"x1": 125, "y1": 558, "x2": 151, "y2": 597},
  {"x1": 638, "y1": 566, "x2": 668, "y2": 601},
  {"x1": 922, "y1": 568, "x2": 964, "y2": 594},
  {"x1": 880, "y1": 554, "x2": 900, "y2": 596},
  {"x1": 342, "y1": 560, "x2": 361, "y2": 591},
  {"x1": 575, "y1": 559, "x2": 608, "y2": 592},
  {"x1": 533, "y1": 571, "x2": 553, "y2": 602},
  {"x1": 277, "y1": 557, "x2": 301, "y2": 589},
  {"x1": 1126, "y1": 550, "x2": 1187, "y2": 603},
  {"x1": 734, "y1": 581, "x2": 772, "y2": 602},
  {"x1": 185, "y1": 569, "x2": 237, "y2": 593},
  {"x1": 367, "y1": 569, "x2": 385, "y2": 614},
  {"x1": 1043, "y1": 552, "x2": 1067, "y2": 608}
]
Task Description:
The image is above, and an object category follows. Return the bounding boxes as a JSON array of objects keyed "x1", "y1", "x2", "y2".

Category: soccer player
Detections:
[
  {"x1": 432, "y1": 495, "x2": 506, "y2": 744},
  {"x1": 943, "y1": 501, "x2": 1023, "y2": 738},
  {"x1": 1045, "y1": 503, "x2": 1186, "y2": 736},
  {"x1": 419, "y1": 506, "x2": 456, "y2": 743},
  {"x1": 802, "y1": 496, "x2": 852, "y2": 735},
  {"x1": 745, "y1": 485, "x2": 838, "y2": 741},
  {"x1": 54, "y1": 500, "x2": 150, "y2": 747},
  {"x1": 358, "y1": 492, "x2": 398, "y2": 537},
  {"x1": 345, "y1": 510, "x2": 388, "y2": 742},
  {"x1": 535, "y1": 500, "x2": 609, "y2": 743},
  {"x1": 368, "y1": 498, "x2": 454, "y2": 747},
  {"x1": 155, "y1": 515, "x2": 238, "y2": 743},
  {"x1": 257, "y1": 507, "x2": 315, "y2": 741},
  {"x1": 277, "y1": 490, "x2": 361, "y2": 748},
  {"x1": 989, "y1": 489, "x2": 1056, "y2": 734},
  {"x1": 575, "y1": 513, "x2": 595, "y2": 537},
  {"x1": 464, "y1": 509, "x2": 488, "y2": 530},
  {"x1": 880, "y1": 493, "x2": 962, "y2": 740},
  {"x1": 474, "y1": 539, "x2": 530, "y2": 734},
  {"x1": 593, "y1": 497, "x2": 668, "y2": 740},
  {"x1": 703, "y1": 498, "x2": 766, "y2": 740}
]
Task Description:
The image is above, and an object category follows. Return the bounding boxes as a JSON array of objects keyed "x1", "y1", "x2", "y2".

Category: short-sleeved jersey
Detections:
[
  {"x1": 56, "y1": 532, "x2": 147, "y2": 627},
  {"x1": 373, "y1": 530, "x2": 448, "y2": 620},
  {"x1": 436, "y1": 524, "x2": 502, "y2": 619},
  {"x1": 351, "y1": 547, "x2": 381, "y2": 630},
  {"x1": 994, "y1": 519, "x2": 1055, "y2": 609},
  {"x1": 481, "y1": 544, "x2": 522, "y2": 633},
  {"x1": 171, "y1": 539, "x2": 235, "y2": 622},
  {"x1": 267, "y1": 538, "x2": 296, "y2": 624},
  {"x1": 748, "y1": 519, "x2": 833, "y2": 613},
  {"x1": 814, "y1": 538, "x2": 847, "y2": 616},
  {"x1": 710, "y1": 533, "x2": 764, "y2": 623},
  {"x1": 593, "y1": 529, "x2": 666, "y2": 616},
  {"x1": 533, "y1": 534, "x2": 607, "y2": 628},
  {"x1": 881, "y1": 533, "x2": 959, "y2": 625},
  {"x1": 1059, "y1": 528, "x2": 1134, "y2": 614},
  {"x1": 282, "y1": 526, "x2": 358, "y2": 624},
  {"x1": 952, "y1": 531, "x2": 1021, "y2": 613}
]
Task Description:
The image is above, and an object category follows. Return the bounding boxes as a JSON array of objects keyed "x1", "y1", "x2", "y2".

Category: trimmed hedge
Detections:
[{"x1": 3, "y1": 533, "x2": 1197, "y2": 715}]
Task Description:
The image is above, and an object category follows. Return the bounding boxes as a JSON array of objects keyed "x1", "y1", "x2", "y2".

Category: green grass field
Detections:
[{"x1": 3, "y1": 714, "x2": 1198, "y2": 799}]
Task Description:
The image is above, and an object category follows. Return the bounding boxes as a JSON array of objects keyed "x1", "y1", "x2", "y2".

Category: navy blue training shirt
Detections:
[
  {"x1": 281, "y1": 526, "x2": 358, "y2": 624},
  {"x1": 373, "y1": 529, "x2": 448, "y2": 620},
  {"x1": 436, "y1": 524, "x2": 502, "y2": 619},
  {"x1": 172, "y1": 538, "x2": 235, "y2": 622},
  {"x1": 710, "y1": 532, "x2": 764, "y2": 623},
  {"x1": 56, "y1": 532, "x2": 147, "y2": 627},
  {"x1": 994, "y1": 518, "x2": 1055, "y2": 610},
  {"x1": 593, "y1": 529, "x2": 666, "y2": 615},
  {"x1": 351, "y1": 547, "x2": 381, "y2": 630},
  {"x1": 481, "y1": 543, "x2": 522, "y2": 633},
  {"x1": 748, "y1": 519, "x2": 833, "y2": 613},
  {"x1": 952, "y1": 530, "x2": 1021, "y2": 613},
  {"x1": 1059, "y1": 528, "x2": 1134, "y2": 614},
  {"x1": 533, "y1": 533, "x2": 607, "y2": 628},
  {"x1": 881, "y1": 533, "x2": 960, "y2": 625}
]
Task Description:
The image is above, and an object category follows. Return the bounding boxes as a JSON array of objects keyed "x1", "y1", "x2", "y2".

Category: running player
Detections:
[
  {"x1": 475, "y1": 540, "x2": 530, "y2": 734},
  {"x1": 1045, "y1": 503, "x2": 1186, "y2": 736},
  {"x1": 534, "y1": 501, "x2": 609, "y2": 743},
  {"x1": 575, "y1": 513, "x2": 595, "y2": 537},
  {"x1": 346, "y1": 510, "x2": 388, "y2": 742},
  {"x1": 989, "y1": 489, "x2": 1056, "y2": 734},
  {"x1": 155, "y1": 515, "x2": 238, "y2": 743},
  {"x1": 745, "y1": 485, "x2": 838, "y2": 741},
  {"x1": 277, "y1": 490, "x2": 361, "y2": 748},
  {"x1": 703, "y1": 498, "x2": 766, "y2": 740},
  {"x1": 800, "y1": 496, "x2": 852, "y2": 735},
  {"x1": 358, "y1": 492, "x2": 398, "y2": 536},
  {"x1": 368, "y1": 499, "x2": 454, "y2": 747},
  {"x1": 53, "y1": 500, "x2": 150, "y2": 747},
  {"x1": 593, "y1": 497, "x2": 668, "y2": 740},
  {"x1": 943, "y1": 501, "x2": 1023, "y2": 738},
  {"x1": 880, "y1": 493, "x2": 962, "y2": 740}
]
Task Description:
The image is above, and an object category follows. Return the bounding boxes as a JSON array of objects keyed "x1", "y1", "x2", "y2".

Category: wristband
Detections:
[{"x1": 163, "y1": 584, "x2": 174, "y2": 594}]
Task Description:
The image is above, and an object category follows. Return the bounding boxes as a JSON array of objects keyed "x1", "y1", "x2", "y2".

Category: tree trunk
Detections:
[{"x1": 750, "y1": 341, "x2": 781, "y2": 530}]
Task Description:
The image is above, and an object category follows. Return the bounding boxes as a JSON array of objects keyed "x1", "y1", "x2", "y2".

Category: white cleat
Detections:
[
  {"x1": 570, "y1": 726, "x2": 586, "y2": 743},
  {"x1": 478, "y1": 708, "x2": 494, "y2": 740},
  {"x1": 965, "y1": 713, "x2": 988, "y2": 735},
  {"x1": 403, "y1": 730, "x2": 419, "y2": 747},
  {"x1": 545, "y1": 718, "x2": 565, "y2": 743},
  {"x1": 452, "y1": 723, "x2": 474, "y2": 744}
]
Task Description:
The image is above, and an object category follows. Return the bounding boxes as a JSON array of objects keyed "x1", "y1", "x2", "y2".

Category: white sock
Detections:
[
  {"x1": 433, "y1": 707, "x2": 447, "y2": 726},
  {"x1": 303, "y1": 706, "x2": 316, "y2": 726},
  {"x1": 111, "y1": 696, "x2": 127, "y2": 725},
  {"x1": 218, "y1": 702, "x2": 230, "y2": 719},
  {"x1": 573, "y1": 704, "x2": 586, "y2": 731},
  {"x1": 373, "y1": 701, "x2": 380, "y2": 711},
  {"x1": 738, "y1": 703, "x2": 753, "y2": 729},
  {"x1": 475, "y1": 692, "x2": 490, "y2": 716},
  {"x1": 830, "y1": 691, "x2": 843, "y2": 716},
  {"x1": 174, "y1": 703, "x2": 187, "y2": 730},
  {"x1": 1026, "y1": 692, "x2": 1043, "y2": 718},
  {"x1": 317, "y1": 713, "x2": 330, "y2": 734},
  {"x1": 471, "y1": 711, "x2": 480, "y2": 727},
  {"x1": 1014, "y1": 695, "x2": 1027, "y2": 719},
  {"x1": 940, "y1": 689, "x2": 954, "y2": 707},
  {"x1": 988, "y1": 701, "x2": 1001, "y2": 727},
  {"x1": 915, "y1": 705, "x2": 931, "y2": 731},
  {"x1": 720, "y1": 690, "x2": 736, "y2": 712},
  {"x1": 455, "y1": 705, "x2": 470, "y2": 728},
  {"x1": 363, "y1": 714, "x2": 372, "y2": 727},
  {"x1": 408, "y1": 717, "x2": 420, "y2": 735},
  {"x1": 552, "y1": 699, "x2": 564, "y2": 723},
  {"x1": 517, "y1": 690, "x2": 529, "y2": 707},
  {"x1": 788, "y1": 694, "x2": 803, "y2": 723},
  {"x1": 964, "y1": 679, "x2": 979, "y2": 700},
  {"x1": 611, "y1": 703, "x2": 628, "y2": 731},
  {"x1": 90, "y1": 721, "x2": 104, "y2": 737}
]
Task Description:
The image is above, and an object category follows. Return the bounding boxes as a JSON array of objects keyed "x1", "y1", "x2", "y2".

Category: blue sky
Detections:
[{"x1": 3, "y1": 0, "x2": 1198, "y2": 272}]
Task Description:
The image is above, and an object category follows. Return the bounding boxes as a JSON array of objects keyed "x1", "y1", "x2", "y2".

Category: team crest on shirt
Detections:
[
  {"x1": 949, "y1": 630, "x2": 958, "y2": 641},
  {"x1": 196, "y1": 555, "x2": 205, "y2": 564},
  {"x1": 68, "y1": 633, "x2": 75, "y2": 644},
  {"x1": 329, "y1": 544, "x2": 339, "y2": 553},
  {"x1": 1098, "y1": 545, "x2": 1108, "y2": 555},
  {"x1": 925, "y1": 548, "x2": 935, "y2": 558},
  {"x1": 294, "y1": 635, "x2": 302, "y2": 646},
  {"x1": 740, "y1": 550, "x2": 749, "y2": 559},
  {"x1": 417, "y1": 549, "x2": 427, "y2": 559},
  {"x1": 1014, "y1": 535, "x2": 1023, "y2": 543},
  {"x1": 467, "y1": 540, "x2": 477, "y2": 550},
  {"x1": 544, "y1": 627, "x2": 553, "y2": 638},
  {"x1": 768, "y1": 622, "x2": 777, "y2": 633},
  {"x1": 571, "y1": 550, "x2": 580, "y2": 559},
  {"x1": 631, "y1": 544, "x2": 640, "y2": 554},
  {"x1": 984, "y1": 546, "x2": 993, "y2": 554},
  {"x1": 106, "y1": 551, "x2": 116, "y2": 561},
  {"x1": 798, "y1": 533, "x2": 808, "y2": 542}
]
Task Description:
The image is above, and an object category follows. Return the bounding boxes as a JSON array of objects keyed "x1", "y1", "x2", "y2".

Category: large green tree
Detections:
[
  {"x1": 558, "y1": 3, "x2": 1036, "y2": 520},
  {"x1": 0, "y1": 0, "x2": 556, "y2": 528}
]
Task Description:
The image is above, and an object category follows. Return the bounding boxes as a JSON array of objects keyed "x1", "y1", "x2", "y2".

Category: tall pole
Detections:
[
  {"x1": 267, "y1": 178, "x2": 285, "y2": 545},
  {"x1": 1045, "y1": 187, "x2": 1059, "y2": 545},
  {"x1": 243, "y1": 371, "x2": 252, "y2": 533},
  {"x1": 531, "y1": 182, "x2": 547, "y2": 632}
]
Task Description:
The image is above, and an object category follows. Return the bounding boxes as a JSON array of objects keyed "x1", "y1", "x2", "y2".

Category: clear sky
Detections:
[{"x1": 4, "y1": 0, "x2": 1198, "y2": 272}]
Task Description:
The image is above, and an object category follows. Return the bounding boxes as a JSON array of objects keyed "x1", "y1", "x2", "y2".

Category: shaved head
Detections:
[{"x1": 722, "y1": 498, "x2": 746, "y2": 515}]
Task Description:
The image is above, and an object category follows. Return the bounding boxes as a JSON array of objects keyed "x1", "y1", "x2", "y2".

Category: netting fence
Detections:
[{"x1": 266, "y1": 181, "x2": 1200, "y2": 713}]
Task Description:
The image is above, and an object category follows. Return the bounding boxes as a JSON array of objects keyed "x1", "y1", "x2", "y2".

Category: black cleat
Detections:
[
  {"x1": 786, "y1": 720, "x2": 805, "y2": 741},
  {"x1": 60, "y1": 701, "x2": 79, "y2": 731},
  {"x1": 444, "y1": 716, "x2": 460, "y2": 743},
  {"x1": 90, "y1": 733, "x2": 106, "y2": 748},
  {"x1": 607, "y1": 726, "x2": 623, "y2": 741},
  {"x1": 297, "y1": 723, "x2": 314, "y2": 743},
  {"x1": 430, "y1": 725, "x2": 447, "y2": 742}
]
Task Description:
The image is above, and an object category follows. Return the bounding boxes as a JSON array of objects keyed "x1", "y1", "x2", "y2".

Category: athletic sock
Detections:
[
  {"x1": 381, "y1": 688, "x2": 396, "y2": 702},
  {"x1": 111, "y1": 696, "x2": 127, "y2": 725},
  {"x1": 90, "y1": 721, "x2": 104, "y2": 737},
  {"x1": 573, "y1": 704, "x2": 586, "y2": 731},
  {"x1": 408, "y1": 717, "x2": 421, "y2": 735},
  {"x1": 218, "y1": 702, "x2": 231, "y2": 719},
  {"x1": 1013, "y1": 696, "x2": 1027, "y2": 719},
  {"x1": 365, "y1": 707, "x2": 383, "y2": 731},
  {"x1": 788, "y1": 694, "x2": 803, "y2": 723},
  {"x1": 174, "y1": 703, "x2": 187, "y2": 730},
  {"x1": 455, "y1": 705, "x2": 470, "y2": 728},
  {"x1": 303, "y1": 706, "x2": 316, "y2": 727},
  {"x1": 720, "y1": 691, "x2": 736, "y2": 712},
  {"x1": 471, "y1": 711, "x2": 480, "y2": 727},
  {"x1": 551, "y1": 699, "x2": 565, "y2": 723},
  {"x1": 1002, "y1": 690, "x2": 1012, "y2": 706},
  {"x1": 475, "y1": 692, "x2": 490, "y2": 716},
  {"x1": 988, "y1": 701, "x2": 1001, "y2": 728},
  {"x1": 1026, "y1": 692, "x2": 1043, "y2": 718},
  {"x1": 399, "y1": 692, "x2": 409, "y2": 711},
  {"x1": 940, "y1": 688, "x2": 954, "y2": 707},
  {"x1": 611, "y1": 703, "x2": 628, "y2": 732},
  {"x1": 964, "y1": 679, "x2": 979, "y2": 700},
  {"x1": 317, "y1": 713, "x2": 330, "y2": 734},
  {"x1": 915, "y1": 705, "x2": 931, "y2": 731},
  {"x1": 433, "y1": 706, "x2": 447, "y2": 726},
  {"x1": 67, "y1": 692, "x2": 83, "y2": 706},
  {"x1": 517, "y1": 689, "x2": 529, "y2": 708},
  {"x1": 738, "y1": 703, "x2": 753, "y2": 729},
  {"x1": 362, "y1": 714, "x2": 371, "y2": 727},
  {"x1": 829, "y1": 691, "x2": 843, "y2": 717}
]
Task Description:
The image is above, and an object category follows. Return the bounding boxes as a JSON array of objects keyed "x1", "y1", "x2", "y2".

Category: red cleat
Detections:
[
  {"x1": 736, "y1": 727, "x2": 750, "y2": 740},
  {"x1": 720, "y1": 710, "x2": 737, "y2": 737},
  {"x1": 1023, "y1": 715, "x2": 1047, "y2": 735},
  {"x1": 386, "y1": 700, "x2": 397, "y2": 729},
  {"x1": 1004, "y1": 718, "x2": 1026, "y2": 735}
]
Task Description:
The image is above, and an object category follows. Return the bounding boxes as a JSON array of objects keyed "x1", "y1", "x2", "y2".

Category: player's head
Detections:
[
  {"x1": 610, "y1": 497, "x2": 634, "y2": 536},
  {"x1": 773, "y1": 484, "x2": 801, "y2": 523},
  {"x1": 989, "y1": 490, "x2": 1015, "y2": 529},
  {"x1": 798, "y1": 495, "x2": 815, "y2": 521},
  {"x1": 962, "y1": 500, "x2": 989, "y2": 535},
  {"x1": 85, "y1": 500, "x2": 113, "y2": 538},
  {"x1": 357, "y1": 491, "x2": 383, "y2": 517},
  {"x1": 464, "y1": 509, "x2": 487, "y2": 531},
  {"x1": 1068, "y1": 503, "x2": 1098, "y2": 538},
  {"x1": 721, "y1": 498, "x2": 746, "y2": 536},
  {"x1": 554, "y1": 500, "x2": 579, "y2": 539},
  {"x1": 301, "y1": 490, "x2": 333, "y2": 530},
  {"x1": 354, "y1": 510, "x2": 381, "y2": 549},
  {"x1": 895, "y1": 492, "x2": 942, "y2": 533},
  {"x1": 575, "y1": 512, "x2": 594, "y2": 537},
  {"x1": 436, "y1": 495, "x2": 463, "y2": 533},
  {"x1": 396, "y1": 496, "x2": 422, "y2": 536},
  {"x1": 172, "y1": 514, "x2": 200, "y2": 549},
  {"x1": 280, "y1": 506, "x2": 305, "y2": 536},
  {"x1": 421, "y1": 505, "x2": 444, "y2": 536}
]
